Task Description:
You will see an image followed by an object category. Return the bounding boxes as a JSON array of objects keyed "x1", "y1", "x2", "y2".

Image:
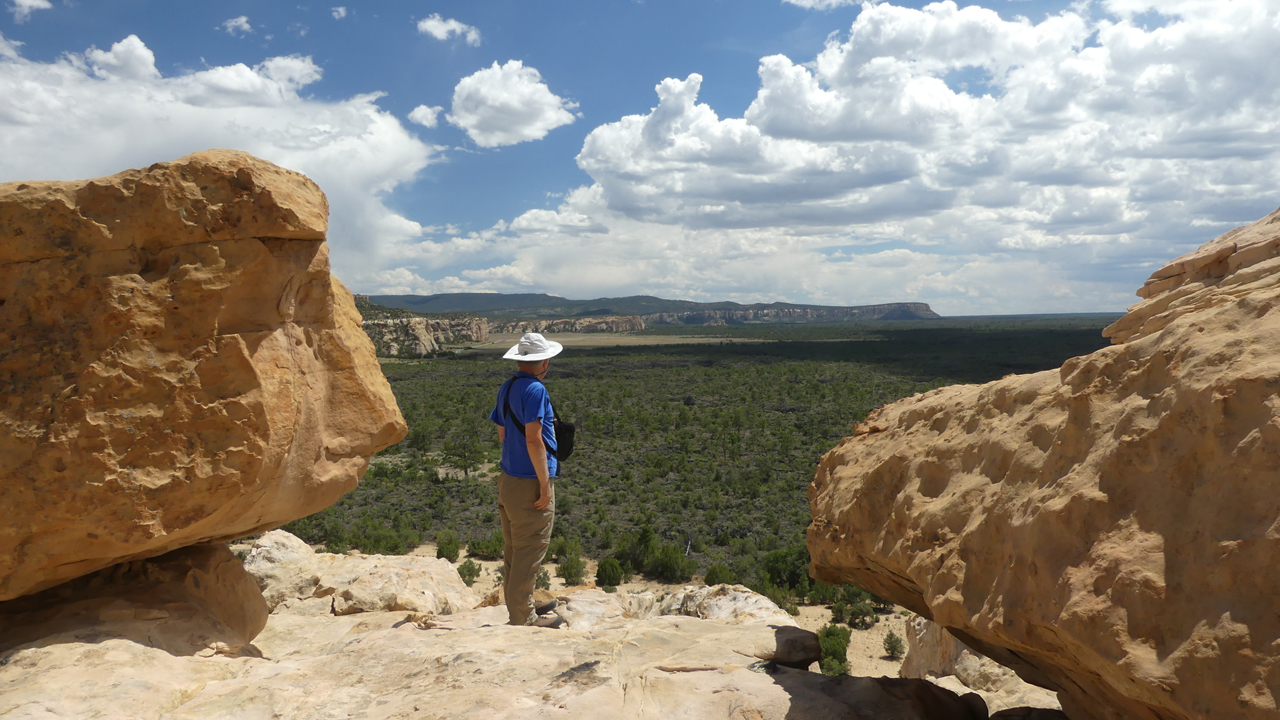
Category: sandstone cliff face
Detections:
[
  {"x1": 489, "y1": 315, "x2": 645, "y2": 334},
  {"x1": 808, "y1": 208, "x2": 1280, "y2": 719},
  {"x1": 361, "y1": 316, "x2": 489, "y2": 357},
  {"x1": 644, "y1": 302, "x2": 937, "y2": 326},
  {"x1": 0, "y1": 150, "x2": 406, "y2": 601}
]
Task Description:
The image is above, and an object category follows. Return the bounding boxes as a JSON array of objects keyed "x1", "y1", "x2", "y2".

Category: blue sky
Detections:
[{"x1": 2, "y1": 0, "x2": 1277, "y2": 314}]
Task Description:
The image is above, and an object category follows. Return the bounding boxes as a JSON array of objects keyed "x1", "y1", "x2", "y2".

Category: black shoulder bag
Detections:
[{"x1": 502, "y1": 377, "x2": 575, "y2": 462}]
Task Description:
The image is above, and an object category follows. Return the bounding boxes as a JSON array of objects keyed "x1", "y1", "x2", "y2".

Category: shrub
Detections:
[
  {"x1": 535, "y1": 568, "x2": 551, "y2": 590},
  {"x1": 616, "y1": 526, "x2": 659, "y2": 573},
  {"x1": 760, "y1": 543, "x2": 811, "y2": 596},
  {"x1": 819, "y1": 656, "x2": 849, "y2": 676},
  {"x1": 557, "y1": 555, "x2": 585, "y2": 586},
  {"x1": 703, "y1": 563, "x2": 736, "y2": 586},
  {"x1": 830, "y1": 600, "x2": 847, "y2": 625},
  {"x1": 870, "y1": 592, "x2": 895, "y2": 614},
  {"x1": 457, "y1": 559, "x2": 481, "y2": 586},
  {"x1": 883, "y1": 630, "x2": 905, "y2": 660},
  {"x1": 847, "y1": 600, "x2": 878, "y2": 630},
  {"x1": 806, "y1": 582, "x2": 839, "y2": 605},
  {"x1": 467, "y1": 529, "x2": 504, "y2": 561},
  {"x1": 548, "y1": 535, "x2": 583, "y2": 562},
  {"x1": 839, "y1": 585, "x2": 871, "y2": 605},
  {"x1": 650, "y1": 542, "x2": 696, "y2": 583},
  {"x1": 435, "y1": 529, "x2": 460, "y2": 562},
  {"x1": 755, "y1": 580, "x2": 799, "y2": 616},
  {"x1": 818, "y1": 624, "x2": 851, "y2": 676},
  {"x1": 596, "y1": 557, "x2": 624, "y2": 587}
]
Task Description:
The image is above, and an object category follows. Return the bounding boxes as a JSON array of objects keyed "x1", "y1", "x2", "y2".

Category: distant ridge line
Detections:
[{"x1": 367, "y1": 293, "x2": 941, "y2": 324}]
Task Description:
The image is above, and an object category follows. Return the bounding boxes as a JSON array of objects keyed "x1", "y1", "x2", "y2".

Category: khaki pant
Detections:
[{"x1": 497, "y1": 472, "x2": 555, "y2": 625}]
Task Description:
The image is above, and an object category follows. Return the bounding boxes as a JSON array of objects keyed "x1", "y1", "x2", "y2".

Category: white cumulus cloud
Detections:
[
  {"x1": 0, "y1": 34, "x2": 438, "y2": 292},
  {"x1": 0, "y1": 31, "x2": 23, "y2": 60},
  {"x1": 417, "y1": 14, "x2": 481, "y2": 46},
  {"x1": 331, "y1": 7, "x2": 347, "y2": 20},
  {"x1": 222, "y1": 16, "x2": 253, "y2": 36},
  {"x1": 392, "y1": 0, "x2": 1280, "y2": 314},
  {"x1": 8, "y1": 0, "x2": 51, "y2": 24},
  {"x1": 446, "y1": 60, "x2": 576, "y2": 148},
  {"x1": 408, "y1": 104, "x2": 444, "y2": 128}
]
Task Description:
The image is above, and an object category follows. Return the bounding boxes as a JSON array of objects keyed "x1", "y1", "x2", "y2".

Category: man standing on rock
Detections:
[{"x1": 489, "y1": 332, "x2": 563, "y2": 628}]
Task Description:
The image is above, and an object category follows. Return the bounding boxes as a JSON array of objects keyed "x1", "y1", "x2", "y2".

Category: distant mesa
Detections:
[
  {"x1": 353, "y1": 293, "x2": 940, "y2": 358},
  {"x1": 368, "y1": 292, "x2": 941, "y2": 325}
]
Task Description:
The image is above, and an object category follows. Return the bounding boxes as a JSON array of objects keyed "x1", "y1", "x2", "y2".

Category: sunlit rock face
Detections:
[
  {"x1": 0, "y1": 150, "x2": 406, "y2": 601},
  {"x1": 809, "y1": 207, "x2": 1280, "y2": 720},
  {"x1": 244, "y1": 530, "x2": 478, "y2": 616},
  {"x1": 361, "y1": 315, "x2": 489, "y2": 357},
  {"x1": 901, "y1": 616, "x2": 1062, "y2": 716}
]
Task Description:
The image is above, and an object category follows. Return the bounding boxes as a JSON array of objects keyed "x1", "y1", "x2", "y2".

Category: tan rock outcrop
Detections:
[
  {"x1": 657, "y1": 583, "x2": 802, "y2": 626},
  {"x1": 0, "y1": 150, "x2": 406, "y2": 601},
  {"x1": 489, "y1": 314, "x2": 646, "y2": 334},
  {"x1": 543, "y1": 584, "x2": 800, "y2": 636},
  {"x1": 808, "y1": 207, "x2": 1280, "y2": 719},
  {"x1": 902, "y1": 616, "x2": 1063, "y2": 715},
  {"x1": 0, "y1": 550, "x2": 997, "y2": 720},
  {"x1": 361, "y1": 315, "x2": 489, "y2": 357},
  {"x1": 244, "y1": 530, "x2": 477, "y2": 616}
]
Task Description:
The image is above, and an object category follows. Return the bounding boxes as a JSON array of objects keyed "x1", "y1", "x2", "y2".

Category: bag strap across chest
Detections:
[{"x1": 501, "y1": 376, "x2": 562, "y2": 460}]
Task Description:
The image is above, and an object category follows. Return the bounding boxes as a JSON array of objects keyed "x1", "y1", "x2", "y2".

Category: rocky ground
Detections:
[
  {"x1": 405, "y1": 539, "x2": 914, "y2": 679},
  {"x1": 0, "y1": 531, "x2": 1041, "y2": 720}
]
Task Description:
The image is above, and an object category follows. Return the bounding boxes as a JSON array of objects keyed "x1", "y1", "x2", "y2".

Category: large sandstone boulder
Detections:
[
  {"x1": 244, "y1": 530, "x2": 477, "y2": 616},
  {"x1": 808, "y1": 207, "x2": 1280, "y2": 719},
  {"x1": 0, "y1": 150, "x2": 406, "y2": 601}
]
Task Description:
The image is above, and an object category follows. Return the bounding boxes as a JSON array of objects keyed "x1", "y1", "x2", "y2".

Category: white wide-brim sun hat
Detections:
[{"x1": 503, "y1": 332, "x2": 564, "y2": 361}]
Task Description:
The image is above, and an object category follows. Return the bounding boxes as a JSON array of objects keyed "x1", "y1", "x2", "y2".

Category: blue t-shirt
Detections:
[{"x1": 489, "y1": 372, "x2": 558, "y2": 479}]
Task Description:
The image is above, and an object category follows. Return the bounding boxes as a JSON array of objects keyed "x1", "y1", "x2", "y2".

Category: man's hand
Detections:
[{"x1": 526, "y1": 419, "x2": 552, "y2": 511}]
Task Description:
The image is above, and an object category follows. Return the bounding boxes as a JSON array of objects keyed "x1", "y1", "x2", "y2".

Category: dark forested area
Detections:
[{"x1": 285, "y1": 319, "x2": 1115, "y2": 610}]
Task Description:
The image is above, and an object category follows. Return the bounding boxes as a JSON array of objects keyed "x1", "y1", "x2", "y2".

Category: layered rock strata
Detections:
[
  {"x1": 361, "y1": 316, "x2": 488, "y2": 357},
  {"x1": 0, "y1": 150, "x2": 406, "y2": 601},
  {"x1": 808, "y1": 207, "x2": 1280, "y2": 719},
  {"x1": 489, "y1": 315, "x2": 645, "y2": 334}
]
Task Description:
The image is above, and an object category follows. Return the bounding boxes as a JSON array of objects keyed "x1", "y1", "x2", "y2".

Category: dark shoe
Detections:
[
  {"x1": 531, "y1": 614, "x2": 563, "y2": 629},
  {"x1": 534, "y1": 599, "x2": 558, "y2": 615}
]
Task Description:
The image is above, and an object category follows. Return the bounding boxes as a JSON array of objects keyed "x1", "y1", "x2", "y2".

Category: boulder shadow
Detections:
[{"x1": 0, "y1": 544, "x2": 267, "y2": 659}]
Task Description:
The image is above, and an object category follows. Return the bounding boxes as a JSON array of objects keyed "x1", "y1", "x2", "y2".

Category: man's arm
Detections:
[{"x1": 525, "y1": 419, "x2": 551, "y2": 511}]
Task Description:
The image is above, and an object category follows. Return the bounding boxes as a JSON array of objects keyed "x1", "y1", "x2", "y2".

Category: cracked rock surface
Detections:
[
  {"x1": 809, "y1": 207, "x2": 1280, "y2": 719},
  {"x1": 0, "y1": 541, "x2": 997, "y2": 720},
  {"x1": 0, "y1": 150, "x2": 406, "y2": 601}
]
